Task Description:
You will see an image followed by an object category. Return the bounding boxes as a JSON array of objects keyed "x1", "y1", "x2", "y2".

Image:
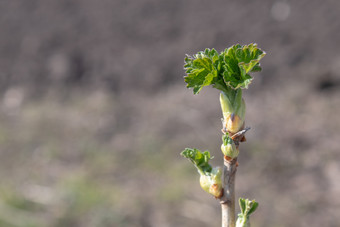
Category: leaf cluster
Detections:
[
  {"x1": 236, "y1": 198, "x2": 259, "y2": 227},
  {"x1": 184, "y1": 44, "x2": 266, "y2": 94},
  {"x1": 239, "y1": 198, "x2": 259, "y2": 217},
  {"x1": 181, "y1": 148, "x2": 213, "y2": 175}
]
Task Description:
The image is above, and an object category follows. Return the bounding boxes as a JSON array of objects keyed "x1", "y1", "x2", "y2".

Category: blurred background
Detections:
[{"x1": 0, "y1": 0, "x2": 339, "y2": 226}]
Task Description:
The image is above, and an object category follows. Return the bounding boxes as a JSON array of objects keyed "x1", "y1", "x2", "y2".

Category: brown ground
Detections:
[{"x1": 0, "y1": 0, "x2": 340, "y2": 226}]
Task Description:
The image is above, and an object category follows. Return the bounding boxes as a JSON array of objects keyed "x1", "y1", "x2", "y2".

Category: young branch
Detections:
[
  {"x1": 182, "y1": 44, "x2": 265, "y2": 227},
  {"x1": 220, "y1": 156, "x2": 238, "y2": 227}
]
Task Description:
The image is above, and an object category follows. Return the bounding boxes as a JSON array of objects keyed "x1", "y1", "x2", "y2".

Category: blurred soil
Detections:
[{"x1": 0, "y1": 0, "x2": 340, "y2": 227}]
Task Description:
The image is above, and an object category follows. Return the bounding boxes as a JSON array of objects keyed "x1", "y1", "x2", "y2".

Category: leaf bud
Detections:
[
  {"x1": 223, "y1": 112, "x2": 245, "y2": 134},
  {"x1": 236, "y1": 198, "x2": 259, "y2": 227},
  {"x1": 199, "y1": 167, "x2": 223, "y2": 198},
  {"x1": 221, "y1": 135, "x2": 239, "y2": 158},
  {"x1": 220, "y1": 91, "x2": 246, "y2": 134}
]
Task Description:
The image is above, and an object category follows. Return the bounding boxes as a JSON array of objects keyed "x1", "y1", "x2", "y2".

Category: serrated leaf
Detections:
[
  {"x1": 184, "y1": 44, "x2": 266, "y2": 94},
  {"x1": 236, "y1": 44, "x2": 266, "y2": 74},
  {"x1": 184, "y1": 49, "x2": 219, "y2": 94},
  {"x1": 222, "y1": 44, "x2": 265, "y2": 89},
  {"x1": 181, "y1": 148, "x2": 213, "y2": 175},
  {"x1": 250, "y1": 64, "x2": 262, "y2": 72}
]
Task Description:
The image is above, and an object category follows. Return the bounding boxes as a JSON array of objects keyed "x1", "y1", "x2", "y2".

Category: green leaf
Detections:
[
  {"x1": 247, "y1": 200, "x2": 259, "y2": 215},
  {"x1": 181, "y1": 148, "x2": 213, "y2": 175},
  {"x1": 184, "y1": 44, "x2": 266, "y2": 94},
  {"x1": 238, "y1": 198, "x2": 259, "y2": 216},
  {"x1": 181, "y1": 148, "x2": 223, "y2": 197},
  {"x1": 222, "y1": 44, "x2": 265, "y2": 89},
  {"x1": 239, "y1": 198, "x2": 246, "y2": 215},
  {"x1": 184, "y1": 49, "x2": 219, "y2": 94},
  {"x1": 236, "y1": 198, "x2": 259, "y2": 227}
]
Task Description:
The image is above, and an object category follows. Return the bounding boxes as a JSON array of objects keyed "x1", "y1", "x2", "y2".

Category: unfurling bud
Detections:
[
  {"x1": 221, "y1": 134, "x2": 239, "y2": 158},
  {"x1": 199, "y1": 167, "x2": 223, "y2": 198},
  {"x1": 220, "y1": 91, "x2": 246, "y2": 134},
  {"x1": 236, "y1": 198, "x2": 259, "y2": 227},
  {"x1": 181, "y1": 148, "x2": 223, "y2": 198}
]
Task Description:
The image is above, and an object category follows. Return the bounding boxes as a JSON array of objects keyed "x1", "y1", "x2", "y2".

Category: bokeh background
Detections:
[{"x1": 0, "y1": 0, "x2": 340, "y2": 226}]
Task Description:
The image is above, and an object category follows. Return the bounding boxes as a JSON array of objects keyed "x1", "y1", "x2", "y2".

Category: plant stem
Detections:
[{"x1": 220, "y1": 157, "x2": 238, "y2": 227}]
